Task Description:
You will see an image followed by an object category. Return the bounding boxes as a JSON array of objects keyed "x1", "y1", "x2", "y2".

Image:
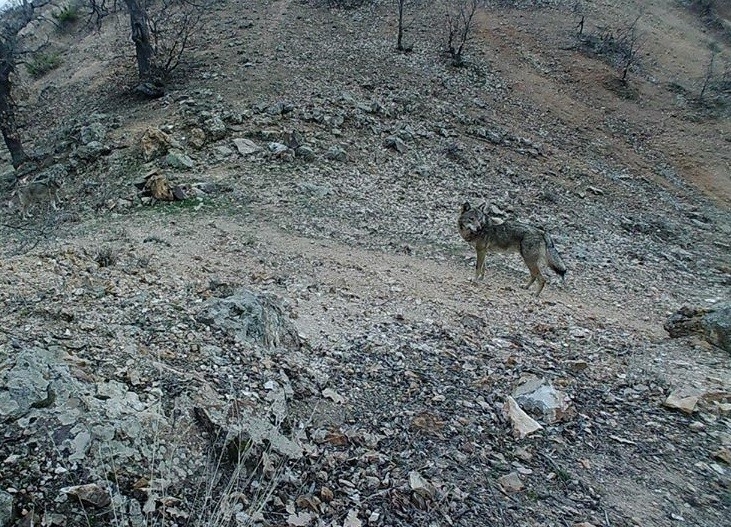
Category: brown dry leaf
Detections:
[
  {"x1": 132, "y1": 477, "x2": 149, "y2": 490},
  {"x1": 320, "y1": 486, "x2": 334, "y2": 502},
  {"x1": 324, "y1": 430, "x2": 349, "y2": 446},
  {"x1": 60, "y1": 483, "x2": 111, "y2": 508},
  {"x1": 411, "y1": 412, "x2": 445, "y2": 434},
  {"x1": 295, "y1": 495, "x2": 321, "y2": 512}
]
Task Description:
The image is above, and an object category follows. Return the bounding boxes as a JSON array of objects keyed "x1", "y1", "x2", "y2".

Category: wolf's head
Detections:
[
  {"x1": 459, "y1": 201, "x2": 487, "y2": 230},
  {"x1": 458, "y1": 201, "x2": 487, "y2": 242}
]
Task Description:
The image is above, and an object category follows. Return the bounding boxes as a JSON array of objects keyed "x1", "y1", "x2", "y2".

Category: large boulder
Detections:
[
  {"x1": 140, "y1": 128, "x2": 179, "y2": 162},
  {"x1": 196, "y1": 289, "x2": 301, "y2": 350},
  {"x1": 80, "y1": 122, "x2": 107, "y2": 145},
  {"x1": 703, "y1": 305, "x2": 731, "y2": 353},
  {"x1": 664, "y1": 305, "x2": 731, "y2": 353}
]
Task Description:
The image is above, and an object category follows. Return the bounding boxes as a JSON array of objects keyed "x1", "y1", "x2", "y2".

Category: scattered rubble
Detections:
[{"x1": 0, "y1": 1, "x2": 729, "y2": 526}]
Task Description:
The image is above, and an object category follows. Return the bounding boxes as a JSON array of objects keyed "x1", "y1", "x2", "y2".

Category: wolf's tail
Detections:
[{"x1": 543, "y1": 232, "x2": 567, "y2": 279}]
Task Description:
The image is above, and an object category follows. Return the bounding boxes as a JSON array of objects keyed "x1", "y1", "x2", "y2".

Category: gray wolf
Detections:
[
  {"x1": 17, "y1": 178, "x2": 62, "y2": 217},
  {"x1": 458, "y1": 201, "x2": 566, "y2": 296}
]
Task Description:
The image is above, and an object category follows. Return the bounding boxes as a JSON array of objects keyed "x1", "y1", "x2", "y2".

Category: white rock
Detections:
[{"x1": 503, "y1": 396, "x2": 543, "y2": 439}]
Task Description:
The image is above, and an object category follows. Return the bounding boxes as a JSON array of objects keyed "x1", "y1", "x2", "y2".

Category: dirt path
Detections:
[
  {"x1": 259, "y1": 0, "x2": 294, "y2": 50},
  {"x1": 86, "y1": 213, "x2": 667, "y2": 353}
]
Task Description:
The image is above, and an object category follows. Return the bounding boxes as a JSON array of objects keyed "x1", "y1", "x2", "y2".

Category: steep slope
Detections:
[{"x1": 1, "y1": 1, "x2": 729, "y2": 526}]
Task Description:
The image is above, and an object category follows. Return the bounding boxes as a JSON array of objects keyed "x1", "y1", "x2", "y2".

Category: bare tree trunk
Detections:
[
  {"x1": 397, "y1": 0, "x2": 405, "y2": 51},
  {"x1": 0, "y1": 70, "x2": 28, "y2": 168},
  {"x1": 700, "y1": 47, "x2": 717, "y2": 101},
  {"x1": 0, "y1": 1, "x2": 40, "y2": 168},
  {"x1": 123, "y1": 0, "x2": 157, "y2": 82},
  {"x1": 446, "y1": 0, "x2": 478, "y2": 66}
]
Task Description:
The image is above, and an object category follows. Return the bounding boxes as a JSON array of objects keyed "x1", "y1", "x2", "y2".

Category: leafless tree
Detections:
[
  {"x1": 576, "y1": 12, "x2": 644, "y2": 85},
  {"x1": 86, "y1": 0, "x2": 206, "y2": 96},
  {"x1": 445, "y1": 0, "x2": 479, "y2": 66},
  {"x1": 396, "y1": 0, "x2": 407, "y2": 51},
  {"x1": 123, "y1": 0, "x2": 157, "y2": 87},
  {"x1": 699, "y1": 42, "x2": 719, "y2": 101},
  {"x1": 396, "y1": 0, "x2": 424, "y2": 52},
  {"x1": 572, "y1": 1, "x2": 585, "y2": 37},
  {"x1": 147, "y1": 0, "x2": 203, "y2": 81},
  {"x1": 618, "y1": 14, "x2": 641, "y2": 83},
  {"x1": 0, "y1": 0, "x2": 51, "y2": 168}
]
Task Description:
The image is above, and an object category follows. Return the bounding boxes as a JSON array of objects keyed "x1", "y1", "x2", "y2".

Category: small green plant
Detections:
[
  {"x1": 95, "y1": 246, "x2": 118, "y2": 268},
  {"x1": 53, "y1": 4, "x2": 80, "y2": 27},
  {"x1": 25, "y1": 52, "x2": 62, "y2": 78},
  {"x1": 556, "y1": 467, "x2": 571, "y2": 482}
]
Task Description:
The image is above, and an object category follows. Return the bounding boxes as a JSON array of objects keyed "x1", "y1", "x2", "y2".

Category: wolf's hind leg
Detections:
[{"x1": 523, "y1": 261, "x2": 546, "y2": 296}]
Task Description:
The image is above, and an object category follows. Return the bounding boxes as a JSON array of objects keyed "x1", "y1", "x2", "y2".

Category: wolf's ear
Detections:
[{"x1": 461, "y1": 202, "x2": 471, "y2": 213}]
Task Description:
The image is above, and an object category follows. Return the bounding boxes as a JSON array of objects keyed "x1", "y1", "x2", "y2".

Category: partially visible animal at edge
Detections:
[{"x1": 16, "y1": 178, "x2": 62, "y2": 218}]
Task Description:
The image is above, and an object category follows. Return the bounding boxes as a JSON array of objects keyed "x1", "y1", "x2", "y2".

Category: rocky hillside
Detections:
[{"x1": 0, "y1": 1, "x2": 729, "y2": 526}]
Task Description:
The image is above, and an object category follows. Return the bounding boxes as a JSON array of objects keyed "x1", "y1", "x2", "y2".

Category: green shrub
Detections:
[
  {"x1": 53, "y1": 4, "x2": 80, "y2": 26},
  {"x1": 26, "y1": 52, "x2": 62, "y2": 78}
]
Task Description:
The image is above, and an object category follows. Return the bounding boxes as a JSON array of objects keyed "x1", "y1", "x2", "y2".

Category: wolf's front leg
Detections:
[{"x1": 475, "y1": 247, "x2": 486, "y2": 280}]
